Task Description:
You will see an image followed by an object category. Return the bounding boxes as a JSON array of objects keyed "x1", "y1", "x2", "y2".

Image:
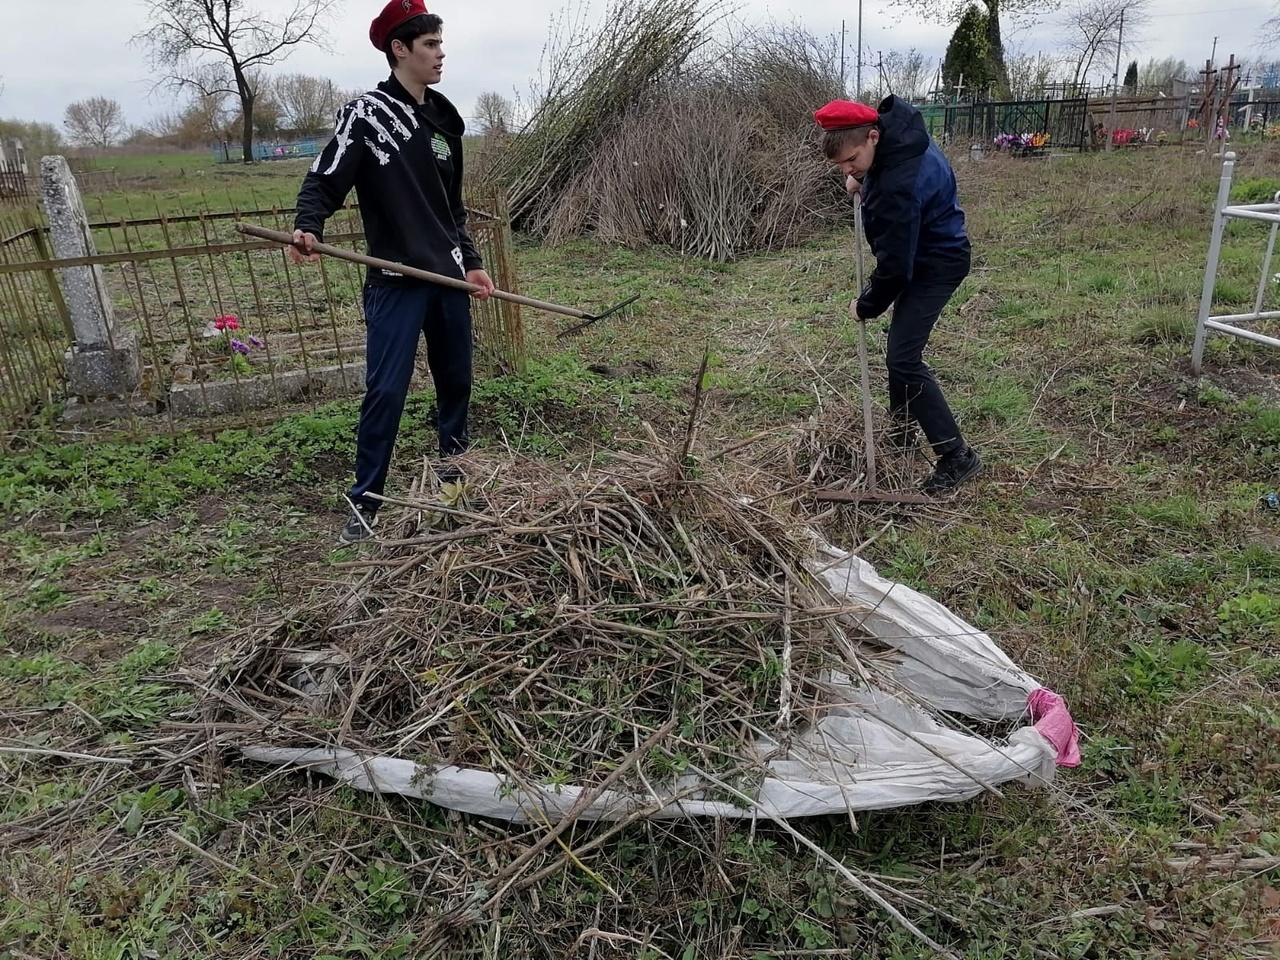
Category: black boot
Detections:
[{"x1": 920, "y1": 446, "x2": 983, "y2": 495}]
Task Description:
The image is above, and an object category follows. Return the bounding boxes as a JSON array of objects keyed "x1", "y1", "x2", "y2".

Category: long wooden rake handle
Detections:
[
  {"x1": 235, "y1": 222, "x2": 596, "y2": 321},
  {"x1": 853, "y1": 199, "x2": 879, "y2": 493}
]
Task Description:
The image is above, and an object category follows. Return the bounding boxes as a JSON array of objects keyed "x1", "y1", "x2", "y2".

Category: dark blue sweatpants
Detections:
[
  {"x1": 885, "y1": 257, "x2": 969, "y2": 458},
  {"x1": 350, "y1": 282, "x2": 473, "y2": 514}
]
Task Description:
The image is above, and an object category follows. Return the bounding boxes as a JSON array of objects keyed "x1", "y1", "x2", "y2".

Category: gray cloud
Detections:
[{"x1": 0, "y1": 0, "x2": 1272, "y2": 133}]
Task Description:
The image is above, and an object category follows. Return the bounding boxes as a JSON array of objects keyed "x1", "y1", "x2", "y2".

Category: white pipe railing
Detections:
[{"x1": 1193, "y1": 151, "x2": 1280, "y2": 373}]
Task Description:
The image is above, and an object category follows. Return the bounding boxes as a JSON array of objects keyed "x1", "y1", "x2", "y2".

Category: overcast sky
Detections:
[{"x1": 0, "y1": 0, "x2": 1275, "y2": 132}]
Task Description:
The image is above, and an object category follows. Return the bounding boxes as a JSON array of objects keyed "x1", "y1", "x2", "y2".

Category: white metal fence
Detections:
[{"x1": 1193, "y1": 150, "x2": 1280, "y2": 373}]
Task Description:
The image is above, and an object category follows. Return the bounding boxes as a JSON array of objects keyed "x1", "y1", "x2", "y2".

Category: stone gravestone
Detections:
[{"x1": 40, "y1": 155, "x2": 143, "y2": 404}]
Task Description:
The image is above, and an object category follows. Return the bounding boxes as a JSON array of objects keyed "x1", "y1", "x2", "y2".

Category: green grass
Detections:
[
  {"x1": 2, "y1": 147, "x2": 1280, "y2": 959},
  {"x1": 77, "y1": 151, "x2": 313, "y2": 221}
]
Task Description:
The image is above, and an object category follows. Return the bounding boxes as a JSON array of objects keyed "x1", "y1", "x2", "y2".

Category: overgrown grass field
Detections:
[{"x1": 1, "y1": 146, "x2": 1278, "y2": 959}]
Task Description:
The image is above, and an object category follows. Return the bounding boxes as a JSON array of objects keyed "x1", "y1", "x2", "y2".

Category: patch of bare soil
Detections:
[{"x1": 31, "y1": 598, "x2": 143, "y2": 639}]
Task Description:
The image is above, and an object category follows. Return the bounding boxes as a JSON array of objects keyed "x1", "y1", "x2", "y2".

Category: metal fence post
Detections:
[
  {"x1": 24, "y1": 208, "x2": 74, "y2": 342},
  {"x1": 1192, "y1": 151, "x2": 1237, "y2": 374}
]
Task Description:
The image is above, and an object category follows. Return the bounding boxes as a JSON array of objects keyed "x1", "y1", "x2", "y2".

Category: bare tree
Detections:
[
  {"x1": 249, "y1": 78, "x2": 283, "y2": 140},
  {"x1": 1138, "y1": 55, "x2": 1189, "y2": 92},
  {"x1": 63, "y1": 97, "x2": 127, "y2": 149},
  {"x1": 1058, "y1": 0, "x2": 1150, "y2": 92},
  {"x1": 134, "y1": 0, "x2": 339, "y2": 163},
  {"x1": 1249, "y1": 59, "x2": 1280, "y2": 88},
  {"x1": 474, "y1": 91, "x2": 515, "y2": 135},
  {"x1": 145, "y1": 110, "x2": 183, "y2": 143},
  {"x1": 1004, "y1": 50, "x2": 1064, "y2": 98},
  {"x1": 162, "y1": 87, "x2": 236, "y2": 149},
  {"x1": 0, "y1": 119, "x2": 64, "y2": 157},
  {"x1": 1259, "y1": 7, "x2": 1280, "y2": 55},
  {"x1": 874, "y1": 49, "x2": 933, "y2": 101},
  {"x1": 272, "y1": 73, "x2": 344, "y2": 135}
]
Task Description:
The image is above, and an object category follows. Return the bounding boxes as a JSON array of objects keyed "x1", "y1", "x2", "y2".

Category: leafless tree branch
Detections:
[{"x1": 133, "y1": 0, "x2": 338, "y2": 162}]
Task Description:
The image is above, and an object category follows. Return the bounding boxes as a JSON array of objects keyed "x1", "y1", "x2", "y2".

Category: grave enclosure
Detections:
[{"x1": 0, "y1": 158, "x2": 525, "y2": 437}]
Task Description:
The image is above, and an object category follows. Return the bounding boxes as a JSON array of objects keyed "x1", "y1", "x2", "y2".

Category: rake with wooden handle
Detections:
[
  {"x1": 815, "y1": 199, "x2": 929, "y2": 506},
  {"x1": 234, "y1": 222, "x2": 639, "y2": 338}
]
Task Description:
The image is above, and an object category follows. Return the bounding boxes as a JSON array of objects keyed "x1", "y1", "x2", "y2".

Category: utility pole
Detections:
[
  {"x1": 1105, "y1": 7, "x2": 1125, "y2": 152},
  {"x1": 856, "y1": 0, "x2": 863, "y2": 100},
  {"x1": 840, "y1": 19, "x2": 846, "y2": 93}
]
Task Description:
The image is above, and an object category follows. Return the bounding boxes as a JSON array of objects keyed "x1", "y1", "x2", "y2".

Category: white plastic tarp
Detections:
[{"x1": 241, "y1": 536, "x2": 1079, "y2": 821}]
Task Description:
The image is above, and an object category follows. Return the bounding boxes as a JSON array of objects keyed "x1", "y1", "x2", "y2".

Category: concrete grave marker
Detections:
[{"x1": 40, "y1": 155, "x2": 141, "y2": 398}]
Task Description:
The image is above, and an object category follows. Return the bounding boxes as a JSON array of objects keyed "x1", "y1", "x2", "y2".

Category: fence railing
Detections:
[
  {"x1": 0, "y1": 208, "x2": 69, "y2": 428},
  {"x1": 921, "y1": 98, "x2": 1091, "y2": 150},
  {"x1": 0, "y1": 160, "x2": 30, "y2": 205},
  {"x1": 0, "y1": 195, "x2": 525, "y2": 435}
]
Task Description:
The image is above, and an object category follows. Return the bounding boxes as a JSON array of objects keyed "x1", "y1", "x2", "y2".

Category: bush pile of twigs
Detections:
[
  {"x1": 490, "y1": 0, "x2": 848, "y2": 260},
  {"x1": 790, "y1": 403, "x2": 932, "y2": 496},
  {"x1": 211, "y1": 447, "x2": 888, "y2": 792}
]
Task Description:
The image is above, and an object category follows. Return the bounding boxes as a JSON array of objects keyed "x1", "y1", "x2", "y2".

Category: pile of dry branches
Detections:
[
  {"x1": 209, "y1": 443, "x2": 894, "y2": 794},
  {"x1": 490, "y1": 1, "x2": 849, "y2": 260}
]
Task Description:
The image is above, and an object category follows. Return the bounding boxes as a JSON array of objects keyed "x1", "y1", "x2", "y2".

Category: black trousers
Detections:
[
  {"x1": 885, "y1": 259, "x2": 969, "y2": 457},
  {"x1": 350, "y1": 283, "x2": 473, "y2": 513}
]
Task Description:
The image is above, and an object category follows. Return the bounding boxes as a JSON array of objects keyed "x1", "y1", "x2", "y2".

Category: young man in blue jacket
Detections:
[
  {"x1": 816, "y1": 97, "x2": 982, "y2": 495},
  {"x1": 289, "y1": 0, "x2": 495, "y2": 542}
]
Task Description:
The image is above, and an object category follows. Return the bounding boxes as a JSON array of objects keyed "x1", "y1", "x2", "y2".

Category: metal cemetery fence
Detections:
[
  {"x1": 0, "y1": 195, "x2": 525, "y2": 435},
  {"x1": 0, "y1": 160, "x2": 30, "y2": 205},
  {"x1": 921, "y1": 98, "x2": 1091, "y2": 151}
]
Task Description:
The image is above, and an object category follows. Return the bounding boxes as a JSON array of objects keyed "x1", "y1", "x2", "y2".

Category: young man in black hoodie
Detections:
[
  {"x1": 289, "y1": 0, "x2": 495, "y2": 542},
  {"x1": 815, "y1": 97, "x2": 982, "y2": 495}
]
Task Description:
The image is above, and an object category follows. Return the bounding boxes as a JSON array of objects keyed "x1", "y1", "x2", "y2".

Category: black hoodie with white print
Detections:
[{"x1": 293, "y1": 72, "x2": 482, "y2": 286}]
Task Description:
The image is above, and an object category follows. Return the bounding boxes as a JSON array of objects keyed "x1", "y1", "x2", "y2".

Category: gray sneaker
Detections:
[{"x1": 339, "y1": 503, "x2": 377, "y2": 543}]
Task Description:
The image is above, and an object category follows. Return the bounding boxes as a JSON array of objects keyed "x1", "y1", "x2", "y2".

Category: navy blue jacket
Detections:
[
  {"x1": 294, "y1": 74, "x2": 482, "y2": 286},
  {"x1": 856, "y1": 96, "x2": 970, "y2": 319}
]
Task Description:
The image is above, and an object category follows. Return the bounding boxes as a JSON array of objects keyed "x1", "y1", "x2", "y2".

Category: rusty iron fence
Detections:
[
  {"x1": 0, "y1": 194, "x2": 525, "y2": 436},
  {"x1": 0, "y1": 208, "x2": 70, "y2": 429},
  {"x1": 0, "y1": 160, "x2": 31, "y2": 205}
]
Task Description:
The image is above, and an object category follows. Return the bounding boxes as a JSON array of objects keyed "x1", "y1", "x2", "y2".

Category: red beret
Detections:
[
  {"x1": 370, "y1": 0, "x2": 430, "y2": 51},
  {"x1": 814, "y1": 100, "x2": 879, "y2": 131}
]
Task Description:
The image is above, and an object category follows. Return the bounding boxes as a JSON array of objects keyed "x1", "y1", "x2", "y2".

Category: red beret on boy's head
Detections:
[
  {"x1": 370, "y1": 0, "x2": 429, "y2": 51},
  {"x1": 814, "y1": 100, "x2": 879, "y2": 130}
]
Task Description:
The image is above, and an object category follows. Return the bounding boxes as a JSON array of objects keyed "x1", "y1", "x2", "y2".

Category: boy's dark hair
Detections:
[
  {"x1": 821, "y1": 125, "x2": 876, "y2": 159},
  {"x1": 385, "y1": 13, "x2": 444, "y2": 67}
]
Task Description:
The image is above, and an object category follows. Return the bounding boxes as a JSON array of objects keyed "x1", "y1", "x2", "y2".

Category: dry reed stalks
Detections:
[
  {"x1": 490, "y1": 2, "x2": 850, "y2": 260},
  {"x1": 209, "y1": 442, "x2": 903, "y2": 794}
]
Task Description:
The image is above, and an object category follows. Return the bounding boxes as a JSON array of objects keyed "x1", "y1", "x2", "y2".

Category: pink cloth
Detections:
[{"x1": 1027, "y1": 688, "x2": 1081, "y2": 767}]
